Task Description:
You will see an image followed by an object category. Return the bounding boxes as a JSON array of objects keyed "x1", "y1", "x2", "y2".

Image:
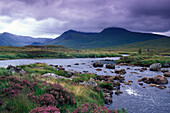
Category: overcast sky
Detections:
[{"x1": 0, "y1": 0, "x2": 170, "y2": 38}]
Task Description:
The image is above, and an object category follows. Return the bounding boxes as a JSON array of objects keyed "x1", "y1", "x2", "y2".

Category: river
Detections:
[{"x1": 0, "y1": 57, "x2": 170, "y2": 113}]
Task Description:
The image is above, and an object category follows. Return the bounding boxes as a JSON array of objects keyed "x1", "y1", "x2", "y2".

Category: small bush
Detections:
[{"x1": 29, "y1": 106, "x2": 60, "y2": 113}]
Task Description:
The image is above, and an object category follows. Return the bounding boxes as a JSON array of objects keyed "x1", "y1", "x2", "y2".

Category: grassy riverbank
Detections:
[
  {"x1": 0, "y1": 45, "x2": 122, "y2": 60},
  {"x1": 0, "y1": 63, "x2": 126, "y2": 113},
  {"x1": 117, "y1": 53, "x2": 170, "y2": 67}
]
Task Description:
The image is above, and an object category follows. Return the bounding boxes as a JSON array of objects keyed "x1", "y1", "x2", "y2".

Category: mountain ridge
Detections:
[{"x1": 50, "y1": 27, "x2": 167, "y2": 49}]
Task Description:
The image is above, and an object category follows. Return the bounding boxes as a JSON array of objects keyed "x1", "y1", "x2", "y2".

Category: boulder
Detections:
[
  {"x1": 67, "y1": 65, "x2": 71, "y2": 67},
  {"x1": 67, "y1": 70, "x2": 79, "y2": 77},
  {"x1": 142, "y1": 75, "x2": 168, "y2": 84},
  {"x1": 149, "y1": 63, "x2": 162, "y2": 71},
  {"x1": 153, "y1": 75, "x2": 168, "y2": 84},
  {"x1": 115, "y1": 69, "x2": 126, "y2": 75},
  {"x1": 106, "y1": 64, "x2": 115, "y2": 69},
  {"x1": 79, "y1": 81, "x2": 97, "y2": 87},
  {"x1": 163, "y1": 72, "x2": 170, "y2": 77},
  {"x1": 93, "y1": 61, "x2": 104, "y2": 67},
  {"x1": 6, "y1": 65, "x2": 25, "y2": 74}
]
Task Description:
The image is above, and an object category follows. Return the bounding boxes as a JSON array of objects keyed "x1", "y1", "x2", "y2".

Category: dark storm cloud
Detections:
[{"x1": 0, "y1": 0, "x2": 170, "y2": 37}]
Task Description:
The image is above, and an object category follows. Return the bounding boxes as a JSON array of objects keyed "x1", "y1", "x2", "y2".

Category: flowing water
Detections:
[{"x1": 0, "y1": 57, "x2": 170, "y2": 113}]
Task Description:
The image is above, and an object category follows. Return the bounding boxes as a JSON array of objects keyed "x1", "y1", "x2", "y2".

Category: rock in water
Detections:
[
  {"x1": 106, "y1": 64, "x2": 115, "y2": 69},
  {"x1": 93, "y1": 61, "x2": 104, "y2": 67},
  {"x1": 164, "y1": 72, "x2": 170, "y2": 77},
  {"x1": 149, "y1": 63, "x2": 162, "y2": 71},
  {"x1": 142, "y1": 75, "x2": 168, "y2": 84},
  {"x1": 115, "y1": 69, "x2": 126, "y2": 75}
]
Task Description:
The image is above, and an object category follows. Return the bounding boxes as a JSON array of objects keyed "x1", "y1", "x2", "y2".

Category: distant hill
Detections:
[
  {"x1": 106, "y1": 37, "x2": 170, "y2": 53},
  {"x1": 50, "y1": 27, "x2": 167, "y2": 49},
  {"x1": 0, "y1": 32, "x2": 53, "y2": 47}
]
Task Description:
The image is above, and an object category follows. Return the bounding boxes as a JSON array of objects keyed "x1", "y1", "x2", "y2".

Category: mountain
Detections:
[
  {"x1": 0, "y1": 32, "x2": 53, "y2": 47},
  {"x1": 50, "y1": 27, "x2": 167, "y2": 49}
]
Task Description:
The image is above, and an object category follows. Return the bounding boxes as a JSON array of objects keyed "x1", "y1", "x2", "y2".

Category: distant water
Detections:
[{"x1": 0, "y1": 57, "x2": 170, "y2": 113}]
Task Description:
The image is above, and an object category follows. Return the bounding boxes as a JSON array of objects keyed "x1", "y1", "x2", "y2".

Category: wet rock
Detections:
[
  {"x1": 115, "y1": 69, "x2": 126, "y2": 75},
  {"x1": 106, "y1": 64, "x2": 115, "y2": 69},
  {"x1": 142, "y1": 75, "x2": 168, "y2": 84},
  {"x1": 93, "y1": 61, "x2": 104, "y2": 67},
  {"x1": 119, "y1": 63, "x2": 128, "y2": 66},
  {"x1": 113, "y1": 81, "x2": 121, "y2": 87},
  {"x1": 130, "y1": 72, "x2": 139, "y2": 74},
  {"x1": 104, "y1": 71, "x2": 107, "y2": 73},
  {"x1": 157, "y1": 85, "x2": 166, "y2": 89},
  {"x1": 142, "y1": 86, "x2": 145, "y2": 88},
  {"x1": 83, "y1": 71, "x2": 88, "y2": 73},
  {"x1": 163, "y1": 72, "x2": 170, "y2": 77},
  {"x1": 128, "y1": 80, "x2": 133, "y2": 83},
  {"x1": 108, "y1": 76, "x2": 115, "y2": 82},
  {"x1": 115, "y1": 90, "x2": 123, "y2": 95},
  {"x1": 96, "y1": 69, "x2": 102, "y2": 71},
  {"x1": 114, "y1": 74, "x2": 125, "y2": 80},
  {"x1": 103, "y1": 89, "x2": 113, "y2": 104},
  {"x1": 67, "y1": 65, "x2": 71, "y2": 67},
  {"x1": 74, "y1": 63, "x2": 79, "y2": 65},
  {"x1": 79, "y1": 81, "x2": 97, "y2": 87},
  {"x1": 141, "y1": 67, "x2": 147, "y2": 70},
  {"x1": 137, "y1": 79, "x2": 142, "y2": 82},
  {"x1": 139, "y1": 83, "x2": 143, "y2": 85},
  {"x1": 127, "y1": 67, "x2": 131, "y2": 70},
  {"x1": 161, "y1": 69, "x2": 169, "y2": 73},
  {"x1": 81, "y1": 63, "x2": 86, "y2": 65},
  {"x1": 149, "y1": 84, "x2": 157, "y2": 87},
  {"x1": 149, "y1": 63, "x2": 162, "y2": 71}
]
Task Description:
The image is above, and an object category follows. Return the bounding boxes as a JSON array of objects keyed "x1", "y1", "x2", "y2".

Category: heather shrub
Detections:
[
  {"x1": 29, "y1": 106, "x2": 60, "y2": 113},
  {"x1": 46, "y1": 83, "x2": 76, "y2": 106},
  {"x1": 72, "y1": 103, "x2": 117, "y2": 113},
  {"x1": 39, "y1": 93, "x2": 56, "y2": 106}
]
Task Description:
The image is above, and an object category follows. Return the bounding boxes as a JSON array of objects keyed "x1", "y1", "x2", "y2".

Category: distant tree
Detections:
[{"x1": 138, "y1": 48, "x2": 142, "y2": 54}]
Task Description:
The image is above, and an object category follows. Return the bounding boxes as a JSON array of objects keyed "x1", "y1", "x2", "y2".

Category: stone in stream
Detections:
[
  {"x1": 92, "y1": 61, "x2": 104, "y2": 67},
  {"x1": 149, "y1": 63, "x2": 162, "y2": 71},
  {"x1": 67, "y1": 65, "x2": 71, "y2": 67},
  {"x1": 74, "y1": 63, "x2": 79, "y2": 65},
  {"x1": 106, "y1": 64, "x2": 115, "y2": 69},
  {"x1": 139, "y1": 83, "x2": 143, "y2": 85},
  {"x1": 115, "y1": 69, "x2": 126, "y2": 75},
  {"x1": 142, "y1": 75, "x2": 168, "y2": 84},
  {"x1": 161, "y1": 69, "x2": 169, "y2": 73},
  {"x1": 115, "y1": 90, "x2": 123, "y2": 95},
  {"x1": 163, "y1": 72, "x2": 170, "y2": 77},
  {"x1": 141, "y1": 67, "x2": 147, "y2": 70},
  {"x1": 96, "y1": 68, "x2": 102, "y2": 71}
]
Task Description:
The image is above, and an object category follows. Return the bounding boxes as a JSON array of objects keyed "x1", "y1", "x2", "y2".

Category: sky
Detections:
[{"x1": 0, "y1": 0, "x2": 170, "y2": 38}]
